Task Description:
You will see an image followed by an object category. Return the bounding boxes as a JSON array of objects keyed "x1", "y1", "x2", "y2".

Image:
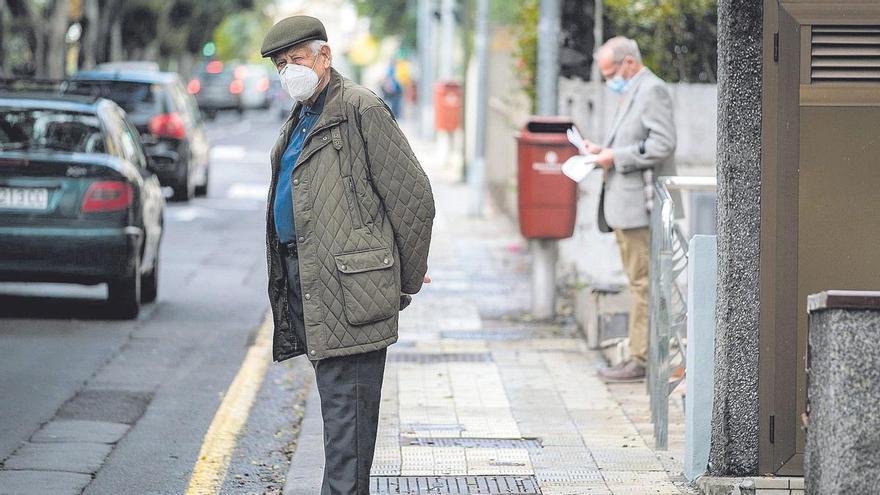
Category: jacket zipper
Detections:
[{"x1": 346, "y1": 176, "x2": 365, "y2": 229}]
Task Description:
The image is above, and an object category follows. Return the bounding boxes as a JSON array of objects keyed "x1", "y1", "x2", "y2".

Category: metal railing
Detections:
[{"x1": 648, "y1": 176, "x2": 717, "y2": 450}]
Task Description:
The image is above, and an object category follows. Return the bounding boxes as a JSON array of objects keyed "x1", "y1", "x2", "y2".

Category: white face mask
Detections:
[{"x1": 279, "y1": 54, "x2": 321, "y2": 102}]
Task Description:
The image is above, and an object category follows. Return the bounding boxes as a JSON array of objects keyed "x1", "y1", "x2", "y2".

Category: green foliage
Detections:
[
  {"x1": 490, "y1": 0, "x2": 523, "y2": 26},
  {"x1": 604, "y1": 0, "x2": 717, "y2": 83},
  {"x1": 354, "y1": 0, "x2": 417, "y2": 49},
  {"x1": 511, "y1": 0, "x2": 539, "y2": 113},
  {"x1": 213, "y1": 11, "x2": 271, "y2": 62}
]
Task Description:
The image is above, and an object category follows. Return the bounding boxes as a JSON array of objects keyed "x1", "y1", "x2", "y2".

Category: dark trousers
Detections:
[{"x1": 284, "y1": 253, "x2": 387, "y2": 495}]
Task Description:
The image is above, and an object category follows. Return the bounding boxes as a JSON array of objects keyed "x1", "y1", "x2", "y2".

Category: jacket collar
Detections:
[
  {"x1": 604, "y1": 67, "x2": 652, "y2": 147},
  {"x1": 288, "y1": 68, "x2": 347, "y2": 131}
]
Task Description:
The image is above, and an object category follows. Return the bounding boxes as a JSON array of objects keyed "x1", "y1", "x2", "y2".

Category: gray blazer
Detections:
[{"x1": 598, "y1": 68, "x2": 677, "y2": 233}]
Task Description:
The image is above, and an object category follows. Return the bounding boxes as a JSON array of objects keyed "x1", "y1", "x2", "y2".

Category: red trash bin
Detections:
[
  {"x1": 515, "y1": 117, "x2": 580, "y2": 239},
  {"x1": 433, "y1": 81, "x2": 462, "y2": 132}
]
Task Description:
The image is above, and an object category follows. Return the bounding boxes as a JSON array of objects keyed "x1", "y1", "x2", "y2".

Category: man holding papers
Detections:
[{"x1": 586, "y1": 36, "x2": 677, "y2": 382}]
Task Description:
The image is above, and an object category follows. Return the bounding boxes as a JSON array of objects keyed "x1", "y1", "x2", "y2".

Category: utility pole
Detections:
[
  {"x1": 592, "y1": 0, "x2": 605, "y2": 142},
  {"x1": 439, "y1": 0, "x2": 455, "y2": 80},
  {"x1": 468, "y1": 0, "x2": 489, "y2": 216},
  {"x1": 532, "y1": 0, "x2": 562, "y2": 320},
  {"x1": 435, "y1": 0, "x2": 457, "y2": 166},
  {"x1": 536, "y1": 0, "x2": 561, "y2": 116},
  {"x1": 417, "y1": 0, "x2": 435, "y2": 139}
]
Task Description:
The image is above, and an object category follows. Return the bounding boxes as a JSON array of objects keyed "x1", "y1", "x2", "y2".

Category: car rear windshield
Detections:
[
  {"x1": 0, "y1": 108, "x2": 105, "y2": 153},
  {"x1": 199, "y1": 70, "x2": 234, "y2": 85},
  {"x1": 66, "y1": 81, "x2": 166, "y2": 117}
]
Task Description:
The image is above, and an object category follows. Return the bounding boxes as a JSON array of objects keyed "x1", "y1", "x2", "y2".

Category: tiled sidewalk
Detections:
[{"x1": 285, "y1": 134, "x2": 693, "y2": 494}]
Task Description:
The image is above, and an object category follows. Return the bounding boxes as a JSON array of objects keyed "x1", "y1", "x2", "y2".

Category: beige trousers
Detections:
[{"x1": 614, "y1": 227, "x2": 650, "y2": 365}]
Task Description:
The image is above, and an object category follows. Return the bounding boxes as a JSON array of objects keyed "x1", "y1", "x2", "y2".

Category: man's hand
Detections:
[
  {"x1": 594, "y1": 148, "x2": 614, "y2": 170},
  {"x1": 423, "y1": 274, "x2": 432, "y2": 284},
  {"x1": 582, "y1": 139, "x2": 603, "y2": 154}
]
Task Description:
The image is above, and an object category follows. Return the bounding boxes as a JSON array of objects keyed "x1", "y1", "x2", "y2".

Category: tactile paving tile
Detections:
[
  {"x1": 387, "y1": 352, "x2": 494, "y2": 363},
  {"x1": 440, "y1": 330, "x2": 559, "y2": 341},
  {"x1": 401, "y1": 437, "x2": 542, "y2": 451},
  {"x1": 589, "y1": 448, "x2": 664, "y2": 472},
  {"x1": 370, "y1": 476, "x2": 541, "y2": 494},
  {"x1": 537, "y1": 481, "x2": 612, "y2": 495},
  {"x1": 533, "y1": 468, "x2": 604, "y2": 483},
  {"x1": 465, "y1": 449, "x2": 533, "y2": 476}
]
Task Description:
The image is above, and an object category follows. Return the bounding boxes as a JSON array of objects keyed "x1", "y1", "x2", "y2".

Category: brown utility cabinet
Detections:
[{"x1": 759, "y1": 0, "x2": 880, "y2": 476}]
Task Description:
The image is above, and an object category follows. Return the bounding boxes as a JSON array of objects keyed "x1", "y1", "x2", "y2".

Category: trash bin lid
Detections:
[{"x1": 516, "y1": 116, "x2": 578, "y2": 144}]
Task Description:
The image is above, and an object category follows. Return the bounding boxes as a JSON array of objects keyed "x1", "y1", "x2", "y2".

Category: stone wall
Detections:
[
  {"x1": 708, "y1": 0, "x2": 764, "y2": 476},
  {"x1": 805, "y1": 293, "x2": 880, "y2": 494}
]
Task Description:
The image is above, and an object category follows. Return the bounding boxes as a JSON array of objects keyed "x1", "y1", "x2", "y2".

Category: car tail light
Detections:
[
  {"x1": 257, "y1": 77, "x2": 269, "y2": 92},
  {"x1": 148, "y1": 112, "x2": 186, "y2": 139},
  {"x1": 206, "y1": 60, "x2": 223, "y2": 74},
  {"x1": 187, "y1": 79, "x2": 201, "y2": 94},
  {"x1": 81, "y1": 181, "x2": 133, "y2": 212},
  {"x1": 229, "y1": 79, "x2": 244, "y2": 95}
]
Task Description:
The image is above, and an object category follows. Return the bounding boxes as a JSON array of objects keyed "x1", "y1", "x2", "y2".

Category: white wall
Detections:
[
  {"x1": 556, "y1": 78, "x2": 718, "y2": 286},
  {"x1": 473, "y1": 41, "x2": 718, "y2": 287},
  {"x1": 560, "y1": 78, "x2": 718, "y2": 174}
]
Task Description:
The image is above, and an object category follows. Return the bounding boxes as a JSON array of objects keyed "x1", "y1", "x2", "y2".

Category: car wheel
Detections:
[
  {"x1": 171, "y1": 173, "x2": 192, "y2": 202},
  {"x1": 194, "y1": 166, "x2": 209, "y2": 197},
  {"x1": 141, "y1": 256, "x2": 159, "y2": 303},
  {"x1": 108, "y1": 257, "x2": 141, "y2": 319}
]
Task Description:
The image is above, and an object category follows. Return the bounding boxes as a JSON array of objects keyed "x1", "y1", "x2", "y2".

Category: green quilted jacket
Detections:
[{"x1": 266, "y1": 69, "x2": 435, "y2": 362}]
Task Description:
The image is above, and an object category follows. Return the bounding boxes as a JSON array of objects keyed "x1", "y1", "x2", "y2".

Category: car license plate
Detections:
[{"x1": 0, "y1": 187, "x2": 49, "y2": 210}]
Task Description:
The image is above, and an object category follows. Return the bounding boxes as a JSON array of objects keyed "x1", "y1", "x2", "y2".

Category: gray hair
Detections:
[
  {"x1": 272, "y1": 40, "x2": 327, "y2": 63},
  {"x1": 304, "y1": 40, "x2": 326, "y2": 56},
  {"x1": 598, "y1": 36, "x2": 642, "y2": 63}
]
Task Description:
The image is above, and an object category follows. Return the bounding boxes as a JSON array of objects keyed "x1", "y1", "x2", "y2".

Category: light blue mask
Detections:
[{"x1": 606, "y1": 76, "x2": 628, "y2": 95}]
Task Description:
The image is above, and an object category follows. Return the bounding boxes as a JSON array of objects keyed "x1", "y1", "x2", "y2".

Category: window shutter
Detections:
[{"x1": 811, "y1": 26, "x2": 880, "y2": 83}]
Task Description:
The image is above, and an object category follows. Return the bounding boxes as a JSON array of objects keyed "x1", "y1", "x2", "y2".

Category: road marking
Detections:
[
  {"x1": 226, "y1": 183, "x2": 269, "y2": 200},
  {"x1": 184, "y1": 315, "x2": 272, "y2": 495},
  {"x1": 210, "y1": 145, "x2": 246, "y2": 161},
  {"x1": 165, "y1": 206, "x2": 219, "y2": 222}
]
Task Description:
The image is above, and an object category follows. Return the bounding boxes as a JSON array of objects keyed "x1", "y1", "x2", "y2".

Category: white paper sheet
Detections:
[
  {"x1": 562, "y1": 155, "x2": 598, "y2": 183},
  {"x1": 566, "y1": 127, "x2": 590, "y2": 156}
]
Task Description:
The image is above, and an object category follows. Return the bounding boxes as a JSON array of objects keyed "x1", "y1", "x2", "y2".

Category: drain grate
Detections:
[
  {"x1": 402, "y1": 437, "x2": 542, "y2": 452},
  {"x1": 370, "y1": 476, "x2": 540, "y2": 494},
  {"x1": 387, "y1": 352, "x2": 494, "y2": 363}
]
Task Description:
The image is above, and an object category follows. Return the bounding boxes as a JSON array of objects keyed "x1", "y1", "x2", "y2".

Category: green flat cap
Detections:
[{"x1": 261, "y1": 15, "x2": 327, "y2": 58}]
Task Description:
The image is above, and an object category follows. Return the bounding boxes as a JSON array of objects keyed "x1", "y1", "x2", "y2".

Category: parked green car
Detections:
[{"x1": 0, "y1": 90, "x2": 165, "y2": 318}]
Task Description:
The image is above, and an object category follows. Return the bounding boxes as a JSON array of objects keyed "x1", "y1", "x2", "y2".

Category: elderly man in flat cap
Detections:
[{"x1": 260, "y1": 15, "x2": 435, "y2": 495}]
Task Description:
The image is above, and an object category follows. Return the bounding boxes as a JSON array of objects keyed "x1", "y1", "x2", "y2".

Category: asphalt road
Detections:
[{"x1": 0, "y1": 109, "x2": 302, "y2": 494}]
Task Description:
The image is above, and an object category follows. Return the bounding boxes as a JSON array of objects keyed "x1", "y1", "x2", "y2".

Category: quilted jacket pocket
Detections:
[{"x1": 334, "y1": 247, "x2": 398, "y2": 326}]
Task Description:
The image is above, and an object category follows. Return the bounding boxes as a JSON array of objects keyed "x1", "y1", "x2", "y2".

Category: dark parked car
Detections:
[
  {"x1": 68, "y1": 69, "x2": 211, "y2": 201},
  {"x1": 0, "y1": 90, "x2": 165, "y2": 318},
  {"x1": 187, "y1": 60, "x2": 244, "y2": 118}
]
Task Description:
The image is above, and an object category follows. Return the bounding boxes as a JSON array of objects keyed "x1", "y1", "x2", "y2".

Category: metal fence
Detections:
[{"x1": 648, "y1": 176, "x2": 717, "y2": 450}]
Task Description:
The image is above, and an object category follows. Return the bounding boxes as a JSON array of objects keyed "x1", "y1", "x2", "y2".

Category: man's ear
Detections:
[{"x1": 320, "y1": 45, "x2": 332, "y2": 68}]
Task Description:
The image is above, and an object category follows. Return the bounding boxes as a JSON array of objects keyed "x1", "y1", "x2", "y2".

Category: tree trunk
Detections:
[
  {"x1": 178, "y1": 52, "x2": 196, "y2": 81},
  {"x1": 32, "y1": 17, "x2": 46, "y2": 77},
  {"x1": 81, "y1": 0, "x2": 99, "y2": 69},
  {"x1": 45, "y1": 0, "x2": 70, "y2": 79},
  {"x1": 110, "y1": 15, "x2": 123, "y2": 61},
  {"x1": 0, "y1": 1, "x2": 6, "y2": 76},
  {"x1": 96, "y1": 0, "x2": 123, "y2": 64}
]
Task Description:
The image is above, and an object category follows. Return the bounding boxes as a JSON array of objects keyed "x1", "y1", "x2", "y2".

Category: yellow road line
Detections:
[{"x1": 185, "y1": 315, "x2": 273, "y2": 495}]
